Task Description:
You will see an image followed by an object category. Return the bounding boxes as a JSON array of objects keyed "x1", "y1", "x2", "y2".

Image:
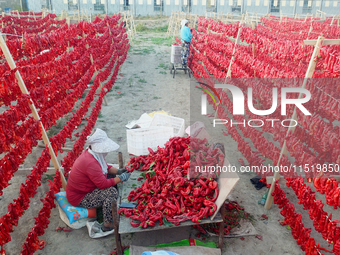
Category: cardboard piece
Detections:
[{"x1": 211, "y1": 157, "x2": 240, "y2": 220}]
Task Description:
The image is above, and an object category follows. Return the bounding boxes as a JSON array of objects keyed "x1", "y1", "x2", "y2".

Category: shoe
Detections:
[{"x1": 101, "y1": 225, "x2": 114, "y2": 232}]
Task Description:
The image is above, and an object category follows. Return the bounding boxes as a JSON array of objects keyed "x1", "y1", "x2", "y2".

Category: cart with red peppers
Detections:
[{"x1": 114, "y1": 142, "x2": 239, "y2": 255}]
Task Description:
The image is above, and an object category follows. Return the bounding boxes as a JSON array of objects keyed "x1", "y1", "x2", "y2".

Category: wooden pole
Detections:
[
  {"x1": 131, "y1": 10, "x2": 136, "y2": 36},
  {"x1": 218, "y1": 203, "x2": 226, "y2": 250},
  {"x1": 118, "y1": 152, "x2": 123, "y2": 169},
  {"x1": 225, "y1": 17, "x2": 243, "y2": 79},
  {"x1": 167, "y1": 12, "x2": 172, "y2": 37},
  {"x1": 0, "y1": 34, "x2": 67, "y2": 190},
  {"x1": 264, "y1": 36, "x2": 324, "y2": 210},
  {"x1": 100, "y1": 79, "x2": 108, "y2": 106},
  {"x1": 252, "y1": 21, "x2": 255, "y2": 57},
  {"x1": 112, "y1": 201, "x2": 123, "y2": 255},
  {"x1": 307, "y1": 18, "x2": 313, "y2": 39}
]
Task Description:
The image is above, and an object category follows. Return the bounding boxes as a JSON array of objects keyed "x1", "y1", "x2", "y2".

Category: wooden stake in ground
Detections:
[
  {"x1": 225, "y1": 16, "x2": 244, "y2": 79},
  {"x1": 122, "y1": 11, "x2": 133, "y2": 45},
  {"x1": 218, "y1": 204, "x2": 226, "y2": 250},
  {"x1": 251, "y1": 21, "x2": 255, "y2": 57},
  {"x1": 130, "y1": 10, "x2": 137, "y2": 37},
  {"x1": 307, "y1": 18, "x2": 313, "y2": 39},
  {"x1": 264, "y1": 36, "x2": 325, "y2": 210},
  {"x1": 111, "y1": 151, "x2": 124, "y2": 255},
  {"x1": 0, "y1": 34, "x2": 67, "y2": 190},
  {"x1": 166, "y1": 12, "x2": 174, "y2": 37},
  {"x1": 112, "y1": 201, "x2": 123, "y2": 255}
]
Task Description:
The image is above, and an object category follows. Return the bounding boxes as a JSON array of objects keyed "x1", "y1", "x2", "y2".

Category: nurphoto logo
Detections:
[{"x1": 201, "y1": 84, "x2": 311, "y2": 128}]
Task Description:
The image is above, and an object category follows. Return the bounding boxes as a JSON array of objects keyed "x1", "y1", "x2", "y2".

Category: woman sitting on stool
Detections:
[{"x1": 66, "y1": 128, "x2": 130, "y2": 231}]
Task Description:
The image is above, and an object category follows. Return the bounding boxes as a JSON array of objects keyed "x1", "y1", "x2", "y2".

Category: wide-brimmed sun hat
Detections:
[
  {"x1": 181, "y1": 19, "x2": 189, "y2": 28},
  {"x1": 86, "y1": 128, "x2": 119, "y2": 153}
]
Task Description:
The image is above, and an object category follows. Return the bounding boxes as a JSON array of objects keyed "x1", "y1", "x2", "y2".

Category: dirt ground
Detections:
[{"x1": 1, "y1": 20, "x2": 337, "y2": 255}]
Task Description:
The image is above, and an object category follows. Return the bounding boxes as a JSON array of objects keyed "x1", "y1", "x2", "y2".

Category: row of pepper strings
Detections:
[
  {"x1": 189, "y1": 21, "x2": 340, "y2": 255},
  {"x1": 0, "y1": 14, "x2": 129, "y2": 254},
  {"x1": 0, "y1": 16, "x2": 123, "y2": 188},
  {"x1": 190, "y1": 16, "x2": 340, "y2": 255}
]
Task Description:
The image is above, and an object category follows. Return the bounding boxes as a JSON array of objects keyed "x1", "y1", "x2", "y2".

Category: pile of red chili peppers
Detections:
[{"x1": 120, "y1": 136, "x2": 220, "y2": 228}]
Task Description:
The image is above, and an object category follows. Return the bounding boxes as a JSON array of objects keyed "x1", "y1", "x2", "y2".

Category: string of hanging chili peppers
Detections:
[
  {"x1": 191, "y1": 15, "x2": 340, "y2": 255},
  {"x1": 0, "y1": 20, "x2": 124, "y2": 195},
  {"x1": 0, "y1": 14, "x2": 129, "y2": 254}
]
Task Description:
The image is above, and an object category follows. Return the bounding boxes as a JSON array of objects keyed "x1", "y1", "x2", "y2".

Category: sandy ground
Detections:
[{"x1": 1, "y1": 22, "x2": 338, "y2": 255}]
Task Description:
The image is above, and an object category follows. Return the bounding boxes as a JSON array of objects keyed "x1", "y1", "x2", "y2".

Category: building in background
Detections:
[
  {"x1": 25, "y1": 0, "x2": 340, "y2": 16},
  {"x1": 0, "y1": 0, "x2": 28, "y2": 12}
]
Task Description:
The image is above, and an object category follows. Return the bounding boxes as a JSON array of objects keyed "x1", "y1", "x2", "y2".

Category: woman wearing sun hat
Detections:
[
  {"x1": 180, "y1": 19, "x2": 193, "y2": 67},
  {"x1": 66, "y1": 128, "x2": 130, "y2": 232}
]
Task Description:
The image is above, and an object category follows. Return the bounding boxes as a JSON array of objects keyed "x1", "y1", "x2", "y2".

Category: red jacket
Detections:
[{"x1": 66, "y1": 149, "x2": 115, "y2": 206}]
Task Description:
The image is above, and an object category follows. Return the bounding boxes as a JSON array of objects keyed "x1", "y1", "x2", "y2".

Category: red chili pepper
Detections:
[
  {"x1": 193, "y1": 187, "x2": 200, "y2": 197},
  {"x1": 211, "y1": 188, "x2": 219, "y2": 202},
  {"x1": 147, "y1": 220, "x2": 156, "y2": 227},
  {"x1": 183, "y1": 149, "x2": 190, "y2": 161},
  {"x1": 191, "y1": 216, "x2": 201, "y2": 224},
  {"x1": 180, "y1": 185, "x2": 191, "y2": 197},
  {"x1": 130, "y1": 220, "x2": 140, "y2": 228},
  {"x1": 198, "y1": 179, "x2": 208, "y2": 189},
  {"x1": 164, "y1": 199, "x2": 178, "y2": 212},
  {"x1": 38, "y1": 240, "x2": 46, "y2": 249},
  {"x1": 208, "y1": 180, "x2": 218, "y2": 189}
]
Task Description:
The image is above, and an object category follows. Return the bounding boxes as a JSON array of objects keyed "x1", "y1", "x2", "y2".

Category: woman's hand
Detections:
[
  {"x1": 117, "y1": 168, "x2": 128, "y2": 175},
  {"x1": 117, "y1": 172, "x2": 130, "y2": 182}
]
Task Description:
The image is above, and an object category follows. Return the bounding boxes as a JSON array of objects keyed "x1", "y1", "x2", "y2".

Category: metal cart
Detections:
[{"x1": 169, "y1": 44, "x2": 191, "y2": 78}]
